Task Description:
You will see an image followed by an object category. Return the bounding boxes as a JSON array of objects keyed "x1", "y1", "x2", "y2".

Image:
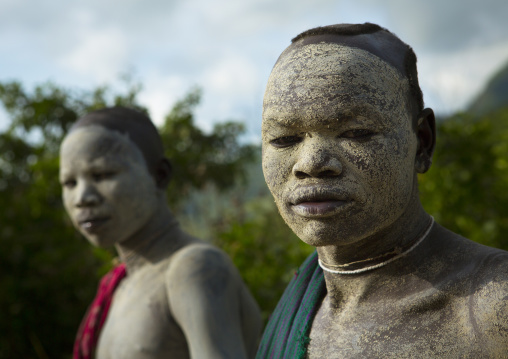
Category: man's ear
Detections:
[
  {"x1": 415, "y1": 108, "x2": 436, "y2": 174},
  {"x1": 154, "y1": 158, "x2": 172, "y2": 189}
]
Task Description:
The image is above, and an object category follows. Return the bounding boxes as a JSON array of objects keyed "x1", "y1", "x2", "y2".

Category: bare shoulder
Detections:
[
  {"x1": 435, "y1": 227, "x2": 508, "y2": 337},
  {"x1": 472, "y1": 246, "x2": 508, "y2": 296},
  {"x1": 167, "y1": 242, "x2": 236, "y2": 277},
  {"x1": 164, "y1": 242, "x2": 243, "y2": 295},
  {"x1": 470, "y1": 247, "x2": 508, "y2": 354},
  {"x1": 427, "y1": 228, "x2": 508, "y2": 355},
  {"x1": 160, "y1": 241, "x2": 261, "y2": 358},
  {"x1": 163, "y1": 241, "x2": 262, "y2": 358}
]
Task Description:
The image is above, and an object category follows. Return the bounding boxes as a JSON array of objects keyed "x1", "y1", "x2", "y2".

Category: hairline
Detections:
[
  {"x1": 271, "y1": 40, "x2": 418, "y2": 129},
  {"x1": 68, "y1": 107, "x2": 165, "y2": 174},
  {"x1": 287, "y1": 24, "x2": 425, "y2": 117}
]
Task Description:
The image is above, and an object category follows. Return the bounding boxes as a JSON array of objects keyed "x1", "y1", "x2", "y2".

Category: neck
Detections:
[
  {"x1": 316, "y1": 202, "x2": 432, "y2": 304},
  {"x1": 318, "y1": 216, "x2": 434, "y2": 274},
  {"x1": 318, "y1": 194, "x2": 430, "y2": 263},
  {"x1": 114, "y1": 204, "x2": 189, "y2": 273}
]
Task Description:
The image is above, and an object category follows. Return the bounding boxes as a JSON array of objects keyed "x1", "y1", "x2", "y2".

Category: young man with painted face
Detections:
[
  {"x1": 257, "y1": 23, "x2": 508, "y2": 358},
  {"x1": 59, "y1": 107, "x2": 261, "y2": 359}
]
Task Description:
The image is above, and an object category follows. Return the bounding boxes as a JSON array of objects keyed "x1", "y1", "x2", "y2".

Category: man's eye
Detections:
[
  {"x1": 341, "y1": 129, "x2": 375, "y2": 139},
  {"x1": 62, "y1": 179, "x2": 76, "y2": 188},
  {"x1": 270, "y1": 136, "x2": 303, "y2": 148}
]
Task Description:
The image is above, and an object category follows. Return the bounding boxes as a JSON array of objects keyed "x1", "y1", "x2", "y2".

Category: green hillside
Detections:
[{"x1": 469, "y1": 60, "x2": 508, "y2": 116}]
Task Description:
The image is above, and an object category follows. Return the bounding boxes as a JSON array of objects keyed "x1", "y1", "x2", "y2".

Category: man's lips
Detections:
[
  {"x1": 77, "y1": 217, "x2": 111, "y2": 231},
  {"x1": 288, "y1": 187, "x2": 351, "y2": 218},
  {"x1": 292, "y1": 200, "x2": 349, "y2": 217}
]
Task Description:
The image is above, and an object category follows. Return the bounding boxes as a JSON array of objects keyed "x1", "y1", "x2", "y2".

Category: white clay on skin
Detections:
[
  {"x1": 262, "y1": 43, "x2": 419, "y2": 250},
  {"x1": 59, "y1": 125, "x2": 160, "y2": 248}
]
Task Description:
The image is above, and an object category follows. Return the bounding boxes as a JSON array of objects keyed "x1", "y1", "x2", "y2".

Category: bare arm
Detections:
[{"x1": 166, "y1": 244, "x2": 251, "y2": 359}]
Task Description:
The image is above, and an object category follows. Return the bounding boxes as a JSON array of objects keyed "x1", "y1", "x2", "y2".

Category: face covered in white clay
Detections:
[
  {"x1": 262, "y1": 42, "x2": 420, "y2": 247},
  {"x1": 59, "y1": 125, "x2": 160, "y2": 247}
]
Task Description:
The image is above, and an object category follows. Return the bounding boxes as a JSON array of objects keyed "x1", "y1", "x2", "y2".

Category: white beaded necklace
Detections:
[{"x1": 318, "y1": 217, "x2": 435, "y2": 275}]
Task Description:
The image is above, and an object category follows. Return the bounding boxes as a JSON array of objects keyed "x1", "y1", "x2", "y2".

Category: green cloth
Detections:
[{"x1": 256, "y1": 251, "x2": 326, "y2": 359}]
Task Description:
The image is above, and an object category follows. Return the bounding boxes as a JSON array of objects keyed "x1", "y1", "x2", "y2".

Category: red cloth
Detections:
[{"x1": 73, "y1": 263, "x2": 127, "y2": 359}]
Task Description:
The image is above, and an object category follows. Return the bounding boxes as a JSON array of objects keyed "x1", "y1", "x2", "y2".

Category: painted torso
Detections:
[
  {"x1": 60, "y1": 118, "x2": 262, "y2": 359},
  {"x1": 95, "y1": 241, "x2": 262, "y2": 359},
  {"x1": 96, "y1": 254, "x2": 189, "y2": 359},
  {"x1": 306, "y1": 225, "x2": 508, "y2": 358}
]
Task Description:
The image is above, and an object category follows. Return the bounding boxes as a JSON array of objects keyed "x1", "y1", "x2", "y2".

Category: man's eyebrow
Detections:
[
  {"x1": 263, "y1": 117, "x2": 297, "y2": 125},
  {"x1": 263, "y1": 110, "x2": 382, "y2": 127},
  {"x1": 333, "y1": 107, "x2": 385, "y2": 125},
  {"x1": 262, "y1": 116, "x2": 304, "y2": 129}
]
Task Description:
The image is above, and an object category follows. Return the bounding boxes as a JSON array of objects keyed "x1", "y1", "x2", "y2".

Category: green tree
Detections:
[
  {"x1": 4, "y1": 76, "x2": 508, "y2": 359},
  {"x1": 0, "y1": 81, "x2": 255, "y2": 358},
  {"x1": 419, "y1": 108, "x2": 508, "y2": 250},
  {"x1": 0, "y1": 81, "x2": 141, "y2": 359},
  {"x1": 213, "y1": 196, "x2": 314, "y2": 322},
  {"x1": 159, "y1": 87, "x2": 256, "y2": 208},
  {"x1": 174, "y1": 154, "x2": 315, "y2": 323}
]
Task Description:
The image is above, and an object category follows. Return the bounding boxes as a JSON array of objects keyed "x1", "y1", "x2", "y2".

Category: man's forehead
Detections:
[
  {"x1": 280, "y1": 31, "x2": 407, "y2": 77},
  {"x1": 72, "y1": 116, "x2": 147, "y2": 150},
  {"x1": 71, "y1": 109, "x2": 164, "y2": 171},
  {"x1": 272, "y1": 42, "x2": 403, "y2": 79},
  {"x1": 61, "y1": 125, "x2": 141, "y2": 160},
  {"x1": 264, "y1": 42, "x2": 409, "y2": 119}
]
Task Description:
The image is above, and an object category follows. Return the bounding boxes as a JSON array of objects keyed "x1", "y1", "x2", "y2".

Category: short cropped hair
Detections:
[
  {"x1": 292, "y1": 23, "x2": 424, "y2": 112},
  {"x1": 72, "y1": 106, "x2": 165, "y2": 172}
]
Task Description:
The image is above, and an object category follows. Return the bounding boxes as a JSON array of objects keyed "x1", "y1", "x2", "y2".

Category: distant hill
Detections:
[{"x1": 469, "y1": 60, "x2": 508, "y2": 116}]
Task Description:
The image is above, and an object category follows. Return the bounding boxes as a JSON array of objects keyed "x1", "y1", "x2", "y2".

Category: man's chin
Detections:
[
  {"x1": 287, "y1": 224, "x2": 350, "y2": 248},
  {"x1": 281, "y1": 214, "x2": 358, "y2": 248},
  {"x1": 297, "y1": 234, "x2": 351, "y2": 248},
  {"x1": 81, "y1": 232, "x2": 116, "y2": 248}
]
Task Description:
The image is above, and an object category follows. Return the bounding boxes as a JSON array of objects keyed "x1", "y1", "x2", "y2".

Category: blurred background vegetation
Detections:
[{"x1": 1, "y1": 59, "x2": 508, "y2": 358}]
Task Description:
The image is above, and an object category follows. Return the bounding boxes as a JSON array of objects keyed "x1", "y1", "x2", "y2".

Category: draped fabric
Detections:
[
  {"x1": 73, "y1": 263, "x2": 127, "y2": 359},
  {"x1": 256, "y1": 251, "x2": 326, "y2": 359}
]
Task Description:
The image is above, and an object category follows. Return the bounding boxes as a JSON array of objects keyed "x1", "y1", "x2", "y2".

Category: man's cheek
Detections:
[
  {"x1": 262, "y1": 164, "x2": 277, "y2": 192},
  {"x1": 263, "y1": 156, "x2": 285, "y2": 193},
  {"x1": 62, "y1": 192, "x2": 73, "y2": 213},
  {"x1": 103, "y1": 181, "x2": 125, "y2": 199}
]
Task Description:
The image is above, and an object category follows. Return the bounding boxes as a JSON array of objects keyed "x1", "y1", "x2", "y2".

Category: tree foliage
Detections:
[
  {"x1": 212, "y1": 196, "x2": 314, "y2": 322},
  {"x1": 159, "y1": 88, "x2": 256, "y2": 208},
  {"x1": 0, "y1": 81, "x2": 255, "y2": 358},
  {"x1": 2, "y1": 77, "x2": 508, "y2": 359},
  {"x1": 0, "y1": 81, "x2": 143, "y2": 359},
  {"x1": 420, "y1": 108, "x2": 508, "y2": 250}
]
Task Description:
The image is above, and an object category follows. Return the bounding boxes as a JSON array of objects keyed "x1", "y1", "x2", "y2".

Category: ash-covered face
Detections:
[
  {"x1": 59, "y1": 125, "x2": 160, "y2": 247},
  {"x1": 262, "y1": 42, "x2": 420, "y2": 247}
]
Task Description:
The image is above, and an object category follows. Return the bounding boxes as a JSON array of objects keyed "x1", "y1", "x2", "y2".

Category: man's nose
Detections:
[
  {"x1": 75, "y1": 181, "x2": 101, "y2": 207},
  {"x1": 292, "y1": 145, "x2": 342, "y2": 179}
]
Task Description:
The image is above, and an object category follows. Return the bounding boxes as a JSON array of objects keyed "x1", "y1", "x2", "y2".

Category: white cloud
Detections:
[
  {"x1": 138, "y1": 73, "x2": 189, "y2": 126},
  {"x1": 195, "y1": 53, "x2": 262, "y2": 130},
  {"x1": 1, "y1": 0, "x2": 508, "y2": 135},
  {"x1": 418, "y1": 40, "x2": 508, "y2": 114},
  {"x1": 56, "y1": 11, "x2": 129, "y2": 83},
  {"x1": 202, "y1": 54, "x2": 259, "y2": 96}
]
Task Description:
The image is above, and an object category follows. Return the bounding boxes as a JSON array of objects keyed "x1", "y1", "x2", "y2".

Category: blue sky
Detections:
[{"x1": 1, "y1": 0, "x2": 508, "y2": 141}]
